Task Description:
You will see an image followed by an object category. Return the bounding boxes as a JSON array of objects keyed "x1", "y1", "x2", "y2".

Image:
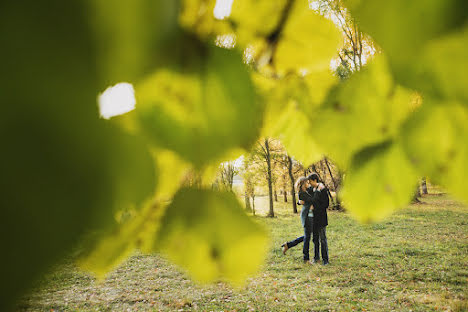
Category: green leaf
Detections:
[
  {"x1": 155, "y1": 188, "x2": 268, "y2": 285},
  {"x1": 347, "y1": 0, "x2": 468, "y2": 82},
  {"x1": 310, "y1": 55, "x2": 415, "y2": 167},
  {"x1": 89, "y1": 0, "x2": 180, "y2": 86},
  {"x1": 406, "y1": 24, "x2": 468, "y2": 104},
  {"x1": 78, "y1": 201, "x2": 165, "y2": 279},
  {"x1": 150, "y1": 148, "x2": 193, "y2": 201},
  {"x1": 0, "y1": 1, "x2": 104, "y2": 308},
  {"x1": 270, "y1": 100, "x2": 324, "y2": 167},
  {"x1": 104, "y1": 127, "x2": 157, "y2": 217},
  {"x1": 0, "y1": 2, "x2": 160, "y2": 308},
  {"x1": 230, "y1": 0, "x2": 288, "y2": 45},
  {"x1": 275, "y1": 0, "x2": 342, "y2": 74},
  {"x1": 341, "y1": 141, "x2": 419, "y2": 223},
  {"x1": 133, "y1": 44, "x2": 263, "y2": 168},
  {"x1": 256, "y1": 74, "x2": 325, "y2": 166},
  {"x1": 180, "y1": 0, "x2": 234, "y2": 40},
  {"x1": 400, "y1": 100, "x2": 468, "y2": 203}
]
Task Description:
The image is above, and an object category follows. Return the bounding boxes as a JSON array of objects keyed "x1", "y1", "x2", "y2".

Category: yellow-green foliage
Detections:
[{"x1": 2, "y1": 0, "x2": 467, "y2": 310}]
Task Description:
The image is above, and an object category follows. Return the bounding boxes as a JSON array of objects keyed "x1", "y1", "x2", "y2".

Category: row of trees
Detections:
[
  {"x1": 214, "y1": 137, "x2": 432, "y2": 217},
  {"x1": 214, "y1": 138, "x2": 343, "y2": 218}
]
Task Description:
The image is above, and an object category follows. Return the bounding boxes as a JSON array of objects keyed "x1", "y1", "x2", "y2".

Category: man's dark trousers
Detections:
[{"x1": 313, "y1": 226, "x2": 328, "y2": 263}]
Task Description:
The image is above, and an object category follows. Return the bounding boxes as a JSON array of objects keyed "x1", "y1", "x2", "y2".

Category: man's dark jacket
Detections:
[{"x1": 308, "y1": 185, "x2": 329, "y2": 228}]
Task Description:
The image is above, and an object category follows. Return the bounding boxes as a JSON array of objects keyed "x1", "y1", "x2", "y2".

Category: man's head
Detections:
[{"x1": 307, "y1": 173, "x2": 320, "y2": 188}]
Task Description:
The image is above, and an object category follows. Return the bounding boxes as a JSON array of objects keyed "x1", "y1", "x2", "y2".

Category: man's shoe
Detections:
[
  {"x1": 303, "y1": 260, "x2": 312, "y2": 264},
  {"x1": 313, "y1": 259, "x2": 320, "y2": 264},
  {"x1": 281, "y1": 243, "x2": 289, "y2": 255},
  {"x1": 323, "y1": 261, "x2": 329, "y2": 265}
]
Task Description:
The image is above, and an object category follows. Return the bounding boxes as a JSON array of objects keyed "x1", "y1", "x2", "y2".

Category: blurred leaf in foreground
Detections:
[
  {"x1": 179, "y1": 0, "x2": 234, "y2": 40},
  {"x1": 341, "y1": 141, "x2": 419, "y2": 223},
  {"x1": 132, "y1": 44, "x2": 263, "y2": 168},
  {"x1": 400, "y1": 100, "x2": 468, "y2": 203},
  {"x1": 407, "y1": 24, "x2": 468, "y2": 104},
  {"x1": 0, "y1": 1, "x2": 108, "y2": 309},
  {"x1": 275, "y1": 0, "x2": 342, "y2": 74},
  {"x1": 89, "y1": 0, "x2": 180, "y2": 86},
  {"x1": 78, "y1": 201, "x2": 164, "y2": 279},
  {"x1": 256, "y1": 74, "x2": 325, "y2": 166},
  {"x1": 311, "y1": 56, "x2": 415, "y2": 167},
  {"x1": 347, "y1": 0, "x2": 468, "y2": 83},
  {"x1": 155, "y1": 188, "x2": 268, "y2": 285},
  {"x1": 0, "y1": 1, "x2": 161, "y2": 308}
]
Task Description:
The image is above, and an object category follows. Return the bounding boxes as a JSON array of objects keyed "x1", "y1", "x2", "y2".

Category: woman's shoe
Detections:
[{"x1": 281, "y1": 243, "x2": 289, "y2": 255}]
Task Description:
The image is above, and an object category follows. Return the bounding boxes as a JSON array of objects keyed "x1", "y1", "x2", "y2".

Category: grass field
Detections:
[{"x1": 17, "y1": 194, "x2": 467, "y2": 311}]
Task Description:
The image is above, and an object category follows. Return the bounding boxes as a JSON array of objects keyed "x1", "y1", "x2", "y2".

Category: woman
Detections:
[{"x1": 281, "y1": 176, "x2": 315, "y2": 263}]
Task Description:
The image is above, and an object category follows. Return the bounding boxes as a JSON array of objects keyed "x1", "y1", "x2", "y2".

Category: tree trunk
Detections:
[
  {"x1": 251, "y1": 195, "x2": 256, "y2": 216},
  {"x1": 244, "y1": 192, "x2": 251, "y2": 212},
  {"x1": 265, "y1": 138, "x2": 275, "y2": 217},
  {"x1": 412, "y1": 184, "x2": 422, "y2": 203},
  {"x1": 324, "y1": 158, "x2": 342, "y2": 210},
  {"x1": 421, "y1": 177, "x2": 428, "y2": 195},
  {"x1": 324, "y1": 157, "x2": 338, "y2": 192},
  {"x1": 274, "y1": 186, "x2": 278, "y2": 202},
  {"x1": 287, "y1": 156, "x2": 297, "y2": 214},
  {"x1": 283, "y1": 174, "x2": 288, "y2": 202}
]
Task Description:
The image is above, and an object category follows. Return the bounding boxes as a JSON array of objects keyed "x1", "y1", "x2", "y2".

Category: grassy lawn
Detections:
[{"x1": 17, "y1": 194, "x2": 467, "y2": 311}]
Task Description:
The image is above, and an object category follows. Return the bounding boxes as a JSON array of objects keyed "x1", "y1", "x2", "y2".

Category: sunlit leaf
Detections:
[
  {"x1": 78, "y1": 201, "x2": 165, "y2": 279},
  {"x1": 155, "y1": 188, "x2": 268, "y2": 285},
  {"x1": 341, "y1": 141, "x2": 419, "y2": 223},
  {"x1": 151, "y1": 148, "x2": 192, "y2": 201},
  {"x1": 302, "y1": 70, "x2": 338, "y2": 113},
  {"x1": 179, "y1": 0, "x2": 234, "y2": 40},
  {"x1": 310, "y1": 56, "x2": 415, "y2": 167},
  {"x1": 400, "y1": 100, "x2": 468, "y2": 203},
  {"x1": 407, "y1": 24, "x2": 468, "y2": 104},
  {"x1": 230, "y1": 0, "x2": 287, "y2": 46},
  {"x1": 133, "y1": 44, "x2": 263, "y2": 168},
  {"x1": 275, "y1": 0, "x2": 342, "y2": 74},
  {"x1": 256, "y1": 74, "x2": 325, "y2": 166},
  {"x1": 348, "y1": 0, "x2": 468, "y2": 83}
]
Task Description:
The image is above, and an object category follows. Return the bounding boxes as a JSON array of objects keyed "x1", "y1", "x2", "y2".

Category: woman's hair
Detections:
[{"x1": 295, "y1": 176, "x2": 309, "y2": 191}]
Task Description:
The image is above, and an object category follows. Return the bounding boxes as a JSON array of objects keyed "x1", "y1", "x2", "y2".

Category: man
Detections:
[{"x1": 308, "y1": 173, "x2": 329, "y2": 265}]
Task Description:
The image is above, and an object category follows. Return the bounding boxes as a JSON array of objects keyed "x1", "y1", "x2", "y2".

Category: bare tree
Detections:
[
  {"x1": 421, "y1": 177, "x2": 428, "y2": 195},
  {"x1": 251, "y1": 138, "x2": 283, "y2": 217},
  {"x1": 287, "y1": 155, "x2": 298, "y2": 214},
  {"x1": 282, "y1": 173, "x2": 288, "y2": 203},
  {"x1": 217, "y1": 161, "x2": 238, "y2": 192},
  {"x1": 241, "y1": 157, "x2": 252, "y2": 212},
  {"x1": 413, "y1": 183, "x2": 422, "y2": 203},
  {"x1": 313, "y1": 0, "x2": 377, "y2": 78}
]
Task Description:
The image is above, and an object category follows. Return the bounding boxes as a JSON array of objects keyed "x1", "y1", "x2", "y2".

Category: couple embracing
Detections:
[{"x1": 282, "y1": 173, "x2": 329, "y2": 265}]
